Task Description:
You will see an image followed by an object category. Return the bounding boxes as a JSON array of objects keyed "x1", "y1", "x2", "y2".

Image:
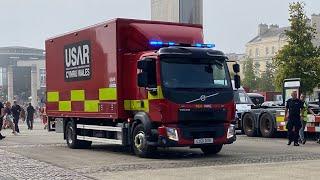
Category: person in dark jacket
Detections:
[
  {"x1": 27, "y1": 103, "x2": 35, "y2": 130},
  {"x1": 285, "y1": 91, "x2": 303, "y2": 146},
  {"x1": 11, "y1": 101, "x2": 22, "y2": 133}
]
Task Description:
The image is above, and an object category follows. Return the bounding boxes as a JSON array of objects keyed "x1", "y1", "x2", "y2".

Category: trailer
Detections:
[
  {"x1": 45, "y1": 18, "x2": 240, "y2": 157},
  {"x1": 239, "y1": 78, "x2": 320, "y2": 138}
]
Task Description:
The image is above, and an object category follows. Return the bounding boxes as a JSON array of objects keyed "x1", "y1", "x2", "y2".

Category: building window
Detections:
[
  {"x1": 272, "y1": 46, "x2": 275, "y2": 54},
  {"x1": 39, "y1": 69, "x2": 46, "y2": 88},
  {"x1": 255, "y1": 48, "x2": 259, "y2": 57},
  {"x1": 249, "y1": 49, "x2": 252, "y2": 57},
  {"x1": 265, "y1": 47, "x2": 269, "y2": 55}
]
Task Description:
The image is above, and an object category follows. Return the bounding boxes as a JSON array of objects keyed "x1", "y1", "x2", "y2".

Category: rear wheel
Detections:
[
  {"x1": 65, "y1": 121, "x2": 92, "y2": 149},
  {"x1": 201, "y1": 145, "x2": 223, "y2": 155},
  {"x1": 243, "y1": 113, "x2": 256, "y2": 137},
  {"x1": 259, "y1": 113, "x2": 276, "y2": 138},
  {"x1": 132, "y1": 124, "x2": 156, "y2": 158}
]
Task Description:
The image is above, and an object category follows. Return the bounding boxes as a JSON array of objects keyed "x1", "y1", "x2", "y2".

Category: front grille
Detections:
[
  {"x1": 179, "y1": 125, "x2": 225, "y2": 139},
  {"x1": 178, "y1": 108, "x2": 227, "y2": 122}
]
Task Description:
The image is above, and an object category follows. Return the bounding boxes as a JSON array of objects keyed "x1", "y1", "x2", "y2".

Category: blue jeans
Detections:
[{"x1": 299, "y1": 121, "x2": 306, "y2": 141}]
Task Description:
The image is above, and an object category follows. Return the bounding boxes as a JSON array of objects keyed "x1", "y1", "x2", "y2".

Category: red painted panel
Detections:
[{"x1": 46, "y1": 18, "x2": 203, "y2": 119}]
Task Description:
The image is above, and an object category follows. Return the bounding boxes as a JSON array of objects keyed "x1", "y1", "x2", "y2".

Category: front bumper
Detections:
[{"x1": 150, "y1": 124, "x2": 236, "y2": 147}]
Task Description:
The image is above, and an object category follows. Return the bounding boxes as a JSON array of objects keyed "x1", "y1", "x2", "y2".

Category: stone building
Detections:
[
  {"x1": 0, "y1": 46, "x2": 45, "y2": 106},
  {"x1": 245, "y1": 14, "x2": 320, "y2": 74}
]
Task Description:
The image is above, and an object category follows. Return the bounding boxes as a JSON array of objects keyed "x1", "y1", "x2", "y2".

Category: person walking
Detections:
[
  {"x1": 299, "y1": 94, "x2": 315, "y2": 144},
  {"x1": 285, "y1": 91, "x2": 303, "y2": 146},
  {"x1": 11, "y1": 101, "x2": 22, "y2": 133},
  {"x1": 3, "y1": 101, "x2": 17, "y2": 135},
  {"x1": 20, "y1": 106, "x2": 26, "y2": 123},
  {"x1": 0, "y1": 101, "x2": 6, "y2": 139},
  {"x1": 26, "y1": 103, "x2": 35, "y2": 130}
]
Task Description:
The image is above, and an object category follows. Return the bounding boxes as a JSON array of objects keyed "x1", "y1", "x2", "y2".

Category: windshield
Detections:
[
  {"x1": 160, "y1": 59, "x2": 231, "y2": 89},
  {"x1": 234, "y1": 90, "x2": 253, "y2": 104}
]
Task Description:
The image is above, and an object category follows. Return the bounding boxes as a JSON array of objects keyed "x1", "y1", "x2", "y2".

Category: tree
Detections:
[
  {"x1": 242, "y1": 57, "x2": 259, "y2": 90},
  {"x1": 273, "y1": 2, "x2": 320, "y2": 94},
  {"x1": 259, "y1": 62, "x2": 275, "y2": 91}
]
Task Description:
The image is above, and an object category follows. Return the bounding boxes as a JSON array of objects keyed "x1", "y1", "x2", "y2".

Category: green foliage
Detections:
[
  {"x1": 273, "y1": 2, "x2": 320, "y2": 94},
  {"x1": 242, "y1": 57, "x2": 258, "y2": 90},
  {"x1": 259, "y1": 62, "x2": 275, "y2": 91}
]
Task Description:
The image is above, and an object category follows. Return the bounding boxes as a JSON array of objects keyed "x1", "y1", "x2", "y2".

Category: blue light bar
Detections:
[
  {"x1": 149, "y1": 41, "x2": 176, "y2": 47},
  {"x1": 206, "y1": 44, "x2": 214, "y2": 48},
  {"x1": 150, "y1": 41, "x2": 164, "y2": 45},
  {"x1": 193, "y1": 43, "x2": 215, "y2": 48},
  {"x1": 150, "y1": 41, "x2": 159, "y2": 45},
  {"x1": 149, "y1": 41, "x2": 214, "y2": 48}
]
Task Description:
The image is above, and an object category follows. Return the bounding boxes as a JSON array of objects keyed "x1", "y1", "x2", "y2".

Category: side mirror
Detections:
[
  {"x1": 137, "y1": 72, "x2": 148, "y2": 87},
  {"x1": 234, "y1": 74, "x2": 241, "y2": 89},
  {"x1": 137, "y1": 58, "x2": 155, "y2": 70},
  {"x1": 137, "y1": 58, "x2": 157, "y2": 88},
  {"x1": 233, "y1": 64, "x2": 240, "y2": 73}
]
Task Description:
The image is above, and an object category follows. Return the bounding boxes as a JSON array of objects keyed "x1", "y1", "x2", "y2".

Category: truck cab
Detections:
[{"x1": 133, "y1": 44, "x2": 238, "y2": 155}]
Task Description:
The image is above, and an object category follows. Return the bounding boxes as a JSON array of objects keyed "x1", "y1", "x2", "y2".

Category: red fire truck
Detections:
[{"x1": 45, "y1": 18, "x2": 240, "y2": 157}]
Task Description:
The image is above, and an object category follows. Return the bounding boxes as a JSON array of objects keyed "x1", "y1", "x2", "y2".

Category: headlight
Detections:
[
  {"x1": 166, "y1": 127, "x2": 179, "y2": 141},
  {"x1": 227, "y1": 124, "x2": 235, "y2": 139}
]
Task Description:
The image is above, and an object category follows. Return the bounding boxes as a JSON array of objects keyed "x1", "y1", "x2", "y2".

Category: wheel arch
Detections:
[{"x1": 133, "y1": 112, "x2": 153, "y2": 139}]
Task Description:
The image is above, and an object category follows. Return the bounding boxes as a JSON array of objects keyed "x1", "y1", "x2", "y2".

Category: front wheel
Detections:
[
  {"x1": 201, "y1": 145, "x2": 223, "y2": 155},
  {"x1": 132, "y1": 124, "x2": 156, "y2": 158}
]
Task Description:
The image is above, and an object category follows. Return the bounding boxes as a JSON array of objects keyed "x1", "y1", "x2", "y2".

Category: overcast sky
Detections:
[{"x1": 0, "y1": 0, "x2": 320, "y2": 53}]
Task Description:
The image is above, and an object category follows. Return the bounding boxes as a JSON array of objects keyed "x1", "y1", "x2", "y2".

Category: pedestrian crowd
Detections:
[{"x1": 0, "y1": 100, "x2": 41, "y2": 140}]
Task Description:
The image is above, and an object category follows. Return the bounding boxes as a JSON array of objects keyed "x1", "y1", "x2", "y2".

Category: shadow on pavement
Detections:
[{"x1": 89, "y1": 144, "x2": 230, "y2": 160}]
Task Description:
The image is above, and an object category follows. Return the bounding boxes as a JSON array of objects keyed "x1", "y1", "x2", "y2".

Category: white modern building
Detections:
[{"x1": 0, "y1": 46, "x2": 45, "y2": 106}]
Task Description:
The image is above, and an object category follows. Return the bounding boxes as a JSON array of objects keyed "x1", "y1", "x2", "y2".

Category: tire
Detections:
[
  {"x1": 132, "y1": 124, "x2": 156, "y2": 158},
  {"x1": 201, "y1": 145, "x2": 223, "y2": 155},
  {"x1": 65, "y1": 121, "x2": 92, "y2": 149},
  {"x1": 242, "y1": 113, "x2": 256, "y2": 137},
  {"x1": 259, "y1": 113, "x2": 276, "y2": 138},
  {"x1": 65, "y1": 121, "x2": 80, "y2": 149}
]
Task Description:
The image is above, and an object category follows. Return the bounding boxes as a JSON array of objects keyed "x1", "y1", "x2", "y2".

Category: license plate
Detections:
[{"x1": 194, "y1": 138, "x2": 214, "y2": 144}]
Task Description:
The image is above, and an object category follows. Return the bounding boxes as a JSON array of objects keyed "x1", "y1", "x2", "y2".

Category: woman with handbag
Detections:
[{"x1": 4, "y1": 101, "x2": 17, "y2": 135}]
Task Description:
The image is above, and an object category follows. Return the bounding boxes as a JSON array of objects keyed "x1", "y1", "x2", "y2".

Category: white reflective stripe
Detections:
[
  {"x1": 76, "y1": 124, "x2": 122, "y2": 132},
  {"x1": 77, "y1": 136, "x2": 122, "y2": 145}
]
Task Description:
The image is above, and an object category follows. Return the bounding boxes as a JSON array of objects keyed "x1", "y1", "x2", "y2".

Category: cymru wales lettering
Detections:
[{"x1": 64, "y1": 40, "x2": 91, "y2": 81}]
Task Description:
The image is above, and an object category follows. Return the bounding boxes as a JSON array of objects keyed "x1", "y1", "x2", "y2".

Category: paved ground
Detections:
[{"x1": 0, "y1": 120, "x2": 320, "y2": 179}]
